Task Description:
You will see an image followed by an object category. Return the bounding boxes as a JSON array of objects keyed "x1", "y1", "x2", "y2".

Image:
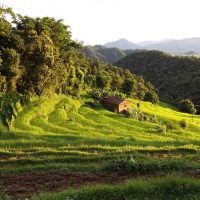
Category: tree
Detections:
[
  {"x1": 110, "y1": 74, "x2": 123, "y2": 91},
  {"x1": 122, "y1": 78, "x2": 135, "y2": 96},
  {"x1": 144, "y1": 91, "x2": 159, "y2": 104},
  {"x1": 179, "y1": 99, "x2": 197, "y2": 114},
  {"x1": 1, "y1": 48, "x2": 21, "y2": 92},
  {"x1": 96, "y1": 74, "x2": 110, "y2": 89}
]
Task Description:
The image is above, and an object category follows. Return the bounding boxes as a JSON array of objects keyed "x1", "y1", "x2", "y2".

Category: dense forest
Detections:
[
  {"x1": 0, "y1": 5, "x2": 159, "y2": 125},
  {"x1": 116, "y1": 50, "x2": 200, "y2": 112}
]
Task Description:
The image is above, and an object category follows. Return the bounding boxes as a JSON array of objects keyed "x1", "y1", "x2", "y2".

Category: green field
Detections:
[{"x1": 0, "y1": 94, "x2": 200, "y2": 199}]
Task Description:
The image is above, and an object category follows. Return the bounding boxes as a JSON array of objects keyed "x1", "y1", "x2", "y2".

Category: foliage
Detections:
[
  {"x1": 0, "y1": 95, "x2": 200, "y2": 198},
  {"x1": 31, "y1": 176, "x2": 200, "y2": 200},
  {"x1": 0, "y1": 192, "x2": 10, "y2": 200},
  {"x1": 156, "y1": 124, "x2": 166, "y2": 133},
  {"x1": 0, "y1": 5, "x2": 158, "y2": 107},
  {"x1": 122, "y1": 78, "x2": 135, "y2": 96},
  {"x1": 83, "y1": 45, "x2": 135, "y2": 63},
  {"x1": 116, "y1": 50, "x2": 200, "y2": 111},
  {"x1": 144, "y1": 91, "x2": 159, "y2": 104},
  {"x1": 179, "y1": 99, "x2": 197, "y2": 114},
  {"x1": 180, "y1": 119, "x2": 189, "y2": 128},
  {"x1": 0, "y1": 92, "x2": 25, "y2": 129},
  {"x1": 2, "y1": 5, "x2": 200, "y2": 200},
  {"x1": 149, "y1": 115, "x2": 158, "y2": 123}
]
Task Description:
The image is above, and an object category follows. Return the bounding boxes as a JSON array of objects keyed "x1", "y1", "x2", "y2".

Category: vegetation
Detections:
[
  {"x1": 32, "y1": 176, "x2": 200, "y2": 200},
  {"x1": 179, "y1": 99, "x2": 197, "y2": 114},
  {"x1": 116, "y1": 50, "x2": 200, "y2": 112},
  {"x1": 0, "y1": 5, "x2": 159, "y2": 129},
  {"x1": 0, "y1": 5, "x2": 200, "y2": 200},
  {"x1": 83, "y1": 45, "x2": 136, "y2": 63},
  {"x1": 0, "y1": 94, "x2": 200, "y2": 199}
]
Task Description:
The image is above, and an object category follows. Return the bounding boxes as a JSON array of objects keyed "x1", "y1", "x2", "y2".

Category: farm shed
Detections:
[{"x1": 102, "y1": 96, "x2": 132, "y2": 113}]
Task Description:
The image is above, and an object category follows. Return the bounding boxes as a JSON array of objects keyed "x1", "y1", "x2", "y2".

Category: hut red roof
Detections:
[{"x1": 104, "y1": 96, "x2": 125, "y2": 105}]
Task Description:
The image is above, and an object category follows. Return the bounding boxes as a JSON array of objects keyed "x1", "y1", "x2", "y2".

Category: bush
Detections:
[
  {"x1": 0, "y1": 92, "x2": 26, "y2": 129},
  {"x1": 156, "y1": 124, "x2": 166, "y2": 133},
  {"x1": 143, "y1": 115, "x2": 148, "y2": 121},
  {"x1": 179, "y1": 99, "x2": 197, "y2": 114},
  {"x1": 104, "y1": 156, "x2": 136, "y2": 172},
  {"x1": 150, "y1": 115, "x2": 158, "y2": 123},
  {"x1": 180, "y1": 119, "x2": 188, "y2": 128},
  {"x1": 163, "y1": 121, "x2": 176, "y2": 131},
  {"x1": 126, "y1": 109, "x2": 147, "y2": 122},
  {"x1": 144, "y1": 91, "x2": 159, "y2": 104},
  {"x1": 0, "y1": 192, "x2": 10, "y2": 200},
  {"x1": 137, "y1": 110, "x2": 144, "y2": 121}
]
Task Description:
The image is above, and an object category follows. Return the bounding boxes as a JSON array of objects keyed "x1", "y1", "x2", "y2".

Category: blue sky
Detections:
[{"x1": 1, "y1": 0, "x2": 200, "y2": 45}]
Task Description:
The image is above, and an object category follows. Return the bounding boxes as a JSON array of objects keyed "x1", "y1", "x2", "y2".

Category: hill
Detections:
[
  {"x1": 104, "y1": 38, "x2": 141, "y2": 50},
  {"x1": 145, "y1": 37, "x2": 200, "y2": 53},
  {"x1": 83, "y1": 45, "x2": 136, "y2": 63},
  {"x1": 1, "y1": 94, "x2": 200, "y2": 199},
  {"x1": 102, "y1": 37, "x2": 200, "y2": 54},
  {"x1": 116, "y1": 50, "x2": 200, "y2": 110},
  {"x1": 1, "y1": 5, "x2": 200, "y2": 200}
]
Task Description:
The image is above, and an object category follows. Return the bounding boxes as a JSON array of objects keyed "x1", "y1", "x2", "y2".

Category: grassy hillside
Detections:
[{"x1": 0, "y1": 94, "x2": 200, "y2": 199}]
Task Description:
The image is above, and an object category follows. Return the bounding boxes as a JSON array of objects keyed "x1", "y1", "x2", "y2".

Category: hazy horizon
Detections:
[{"x1": 1, "y1": 0, "x2": 200, "y2": 45}]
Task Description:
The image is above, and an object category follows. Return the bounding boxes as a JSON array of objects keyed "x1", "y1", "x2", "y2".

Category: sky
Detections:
[{"x1": 1, "y1": 0, "x2": 200, "y2": 45}]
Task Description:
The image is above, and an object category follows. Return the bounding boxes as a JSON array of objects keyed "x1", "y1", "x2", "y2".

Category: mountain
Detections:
[
  {"x1": 144, "y1": 37, "x2": 200, "y2": 53},
  {"x1": 83, "y1": 45, "x2": 137, "y2": 63},
  {"x1": 116, "y1": 50, "x2": 200, "y2": 112},
  {"x1": 104, "y1": 38, "x2": 141, "y2": 50},
  {"x1": 138, "y1": 39, "x2": 174, "y2": 47},
  {"x1": 103, "y1": 37, "x2": 200, "y2": 54}
]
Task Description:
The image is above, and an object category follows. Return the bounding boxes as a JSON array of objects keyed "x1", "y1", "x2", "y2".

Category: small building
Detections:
[{"x1": 102, "y1": 96, "x2": 132, "y2": 113}]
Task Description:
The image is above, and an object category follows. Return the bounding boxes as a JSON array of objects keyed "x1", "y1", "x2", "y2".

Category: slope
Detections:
[
  {"x1": 0, "y1": 94, "x2": 200, "y2": 199},
  {"x1": 83, "y1": 45, "x2": 136, "y2": 63},
  {"x1": 116, "y1": 50, "x2": 200, "y2": 110}
]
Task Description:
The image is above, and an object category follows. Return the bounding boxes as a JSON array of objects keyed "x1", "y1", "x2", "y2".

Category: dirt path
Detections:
[
  {"x1": 1, "y1": 170, "x2": 200, "y2": 199},
  {"x1": 0, "y1": 172, "x2": 140, "y2": 199}
]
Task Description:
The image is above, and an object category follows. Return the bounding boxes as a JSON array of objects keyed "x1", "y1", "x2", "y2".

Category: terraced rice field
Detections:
[{"x1": 0, "y1": 94, "x2": 200, "y2": 199}]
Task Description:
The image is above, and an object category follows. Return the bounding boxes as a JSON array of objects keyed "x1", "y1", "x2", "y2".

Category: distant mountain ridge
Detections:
[
  {"x1": 103, "y1": 37, "x2": 200, "y2": 54},
  {"x1": 145, "y1": 37, "x2": 200, "y2": 53},
  {"x1": 104, "y1": 38, "x2": 140, "y2": 50}
]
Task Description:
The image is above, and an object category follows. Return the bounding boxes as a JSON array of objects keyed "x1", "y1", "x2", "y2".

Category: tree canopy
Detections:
[
  {"x1": 116, "y1": 50, "x2": 200, "y2": 111},
  {"x1": 0, "y1": 5, "x2": 158, "y2": 104}
]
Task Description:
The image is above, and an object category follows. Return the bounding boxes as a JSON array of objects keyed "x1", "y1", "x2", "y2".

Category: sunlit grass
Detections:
[{"x1": 1, "y1": 94, "x2": 200, "y2": 198}]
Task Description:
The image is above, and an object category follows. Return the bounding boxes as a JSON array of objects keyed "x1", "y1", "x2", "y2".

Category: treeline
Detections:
[
  {"x1": 0, "y1": 6, "x2": 158, "y2": 104},
  {"x1": 116, "y1": 50, "x2": 200, "y2": 112},
  {"x1": 83, "y1": 45, "x2": 136, "y2": 63}
]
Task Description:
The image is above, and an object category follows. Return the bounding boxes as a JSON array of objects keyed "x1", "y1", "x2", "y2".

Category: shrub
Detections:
[
  {"x1": 137, "y1": 110, "x2": 144, "y2": 121},
  {"x1": 163, "y1": 121, "x2": 176, "y2": 131},
  {"x1": 143, "y1": 115, "x2": 148, "y2": 121},
  {"x1": 150, "y1": 115, "x2": 158, "y2": 123},
  {"x1": 0, "y1": 192, "x2": 10, "y2": 200},
  {"x1": 156, "y1": 124, "x2": 166, "y2": 133},
  {"x1": 125, "y1": 108, "x2": 137, "y2": 119},
  {"x1": 0, "y1": 92, "x2": 26, "y2": 129},
  {"x1": 144, "y1": 91, "x2": 159, "y2": 104},
  {"x1": 104, "y1": 156, "x2": 136, "y2": 172},
  {"x1": 179, "y1": 99, "x2": 197, "y2": 114},
  {"x1": 180, "y1": 119, "x2": 188, "y2": 128}
]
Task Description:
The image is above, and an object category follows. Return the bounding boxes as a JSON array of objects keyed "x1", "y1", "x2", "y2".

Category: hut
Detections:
[{"x1": 102, "y1": 96, "x2": 132, "y2": 113}]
